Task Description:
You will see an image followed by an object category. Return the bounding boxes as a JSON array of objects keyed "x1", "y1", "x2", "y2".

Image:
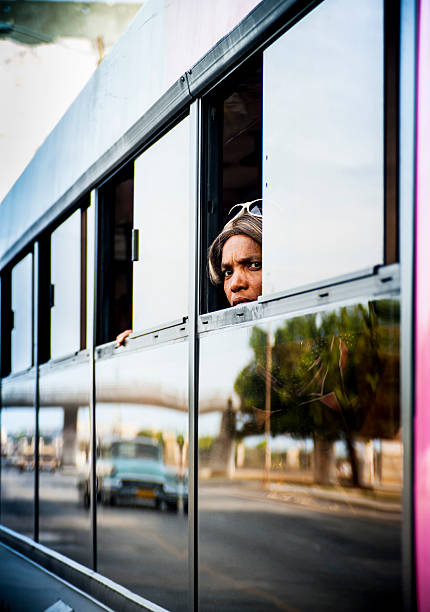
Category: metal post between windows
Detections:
[
  {"x1": 33, "y1": 242, "x2": 40, "y2": 543},
  {"x1": 399, "y1": 0, "x2": 418, "y2": 609},
  {"x1": 188, "y1": 99, "x2": 201, "y2": 612},
  {"x1": 90, "y1": 189, "x2": 98, "y2": 572}
]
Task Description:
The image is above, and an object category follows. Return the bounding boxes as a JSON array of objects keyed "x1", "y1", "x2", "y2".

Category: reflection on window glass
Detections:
[
  {"x1": 95, "y1": 340, "x2": 188, "y2": 611},
  {"x1": 11, "y1": 253, "x2": 33, "y2": 373},
  {"x1": 199, "y1": 298, "x2": 401, "y2": 611},
  {"x1": 51, "y1": 210, "x2": 81, "y2": 360},
  {"x1": 262, "y1": 0, "x2": 383, "y2": 294},
  {"x1": 1, "y1": 373, "x2": 35, "y2": 537},
  {"x1": 38, "y1": 360, "x2": 91, "y2": 566},
  {"x1": 133, "y1": 117, "x2": 189, "y2": 331}
]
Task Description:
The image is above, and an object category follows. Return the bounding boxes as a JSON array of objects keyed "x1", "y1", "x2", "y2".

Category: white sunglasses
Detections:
[{"x1": 226, "y1": 198, "x2": 263, "y2": 223}]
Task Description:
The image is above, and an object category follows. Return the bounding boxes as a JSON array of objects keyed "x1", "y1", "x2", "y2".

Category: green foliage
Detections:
[
  {"x1": 137, "y1": 429, "x2": 155, "y2": 439},
  {"x1": 234, "y1": 300, "x2": 400, "y2": 444}
]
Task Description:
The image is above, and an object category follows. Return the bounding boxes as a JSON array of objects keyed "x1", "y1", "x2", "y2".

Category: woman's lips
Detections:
[{"x1": 232, "y1": 296, "x2": 251, "y2": 306}]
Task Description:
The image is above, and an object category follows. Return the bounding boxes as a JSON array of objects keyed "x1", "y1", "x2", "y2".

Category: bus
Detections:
[{"x1": 0, "y1": 0, "x2": 428, "y2": 610}]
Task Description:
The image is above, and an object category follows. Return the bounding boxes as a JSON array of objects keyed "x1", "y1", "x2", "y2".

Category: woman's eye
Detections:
[{"x1": 223, "y1": 269, "x2": 233, "y2": 278}]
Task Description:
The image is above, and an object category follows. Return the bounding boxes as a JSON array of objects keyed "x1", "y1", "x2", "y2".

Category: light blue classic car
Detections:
[{"x1": 79, "y1": 437, "x2": 187, "y2": 512}]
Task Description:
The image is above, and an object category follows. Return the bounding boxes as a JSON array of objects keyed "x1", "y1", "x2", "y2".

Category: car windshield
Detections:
[{"x1": 109, "y1": 442, "x2": 159, "y2": 460}]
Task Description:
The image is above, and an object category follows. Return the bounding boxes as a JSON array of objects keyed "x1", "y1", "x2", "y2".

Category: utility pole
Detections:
[{"x1": 264, "y1": 325, "x2": 272, "y2": 485}]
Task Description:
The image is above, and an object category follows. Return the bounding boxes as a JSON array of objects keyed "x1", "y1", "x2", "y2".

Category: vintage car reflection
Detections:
[{"x1": 79, "y1": 437, "x2": 187, "y2": 512}]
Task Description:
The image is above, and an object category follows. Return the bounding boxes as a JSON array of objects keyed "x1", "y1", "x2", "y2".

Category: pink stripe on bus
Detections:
[{"x1": 415, "y1": 0, "x2": 430, "y2": 609}]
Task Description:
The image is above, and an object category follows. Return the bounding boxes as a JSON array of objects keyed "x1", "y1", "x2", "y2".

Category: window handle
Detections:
[
  {"x1": 49, "y1": 283, "x2": 55, "y2": 308},
  {"x1": 132, "y1": 228, "x2": 139, "y2": 262}
]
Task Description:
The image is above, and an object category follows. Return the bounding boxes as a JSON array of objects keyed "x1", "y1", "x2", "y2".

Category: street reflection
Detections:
[
  {"x1": 199, "y1": 298, "x2": 402, "y2": 611},
  {"x1": 95, "y1": 340, "x2": 188, "y2": 612},
  {"x1": 94, "y1": 436, "x2": 187, "y2": 513},
  {"x1": 38, "y1": 359, "x2": 91, "y2": 566},
  {"x1": 1, "y1": 372, "x2": 35, "y2": 537}
]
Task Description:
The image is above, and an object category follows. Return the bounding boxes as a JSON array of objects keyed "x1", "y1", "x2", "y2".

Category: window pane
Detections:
[
  {"x1": 199, "y1": 297, "x2": 401, "y2": 610},
  {"x1": 1, "y1": 372, "x2": 35, "y2": 537},
  {"x1": 96, "y1": 340, "x2": 188, "y2": 610},
  {"x1": 133, "y1": 117, "x2": 189, "y2": 331},
  {"x1": 11, "y1": 253, "x2": 33, "y2": 373},
  {"x1": 51, "y1": 210, "x2": 81, "y2": 359},
  {"x1": 97, "y1": 165, "x2": 133, "y2": 345},
  {"x1": 262, "y1": 0, "x2": 383, "y2": 294},
  {"x1": 39, "y1": 358, "x2": 91, "y2": 566}
]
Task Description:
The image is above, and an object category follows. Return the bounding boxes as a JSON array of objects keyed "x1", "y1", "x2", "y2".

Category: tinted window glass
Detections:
[
  {"x1": 38, "y1": 358, "x2": 91, "y2": 566},
  {"x1": 199, "y1": 297, "x2": 401, "y2": 610},
  {"x1": 11, "y1": 253, "x2": 33, "y2": 373},
  {"x1": 97, "y1": 165, "x2": 133, "y2": 344},
  {"x1": 51, "y1": 210, "x2": 81, "y2": 359},
  {"x1": 203, "y1": 59, "x2": 262, "y2": 313},
  {"x1": 262, "y1": 0, "x2": 383, "y2": 294},
  {"x1": 1, "y1": 372, "x2": 35, "y2": 537},
  {"x1": 133, "y1": 117, "x2": 190, "y2": 331},
  {"x1": 95, "y1": 340, "x2": 188, "y2": 611}
]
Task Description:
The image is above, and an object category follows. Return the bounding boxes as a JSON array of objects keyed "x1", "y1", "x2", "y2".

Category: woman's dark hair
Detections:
[{"x1": 208, "y1": 213, "x2": 262, "y2": 287}]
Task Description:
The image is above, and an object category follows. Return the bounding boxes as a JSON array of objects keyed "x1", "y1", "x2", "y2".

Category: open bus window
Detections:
[
  {"x1": 202, "y1": 57, "x2": 262, "y2": 313},
  {"x1": 0, "y1": 258, "x2": 32, "y2": 377},
  {"x1": 97, "y1": 163, "x2": 133, "y2": 345},
  {"x1": 0, "y1": 271, "x2": 12, "y2": 376}
]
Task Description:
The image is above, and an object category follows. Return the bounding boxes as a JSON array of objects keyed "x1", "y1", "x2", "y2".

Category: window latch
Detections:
[
  {"x1": 49, "y1": 283, "x2": 55, "y2": 308},
  {"x1": 132, "y1": 228, "x2": 139, "y2": 262}
]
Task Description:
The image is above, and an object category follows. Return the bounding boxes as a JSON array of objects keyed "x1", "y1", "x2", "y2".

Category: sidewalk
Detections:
[
  {"x1": 0, "y1": 543, "x2": 111, "y2": 612},
  {"x1": 266, "y1": 481, "x2": 402, "y2": 514}
]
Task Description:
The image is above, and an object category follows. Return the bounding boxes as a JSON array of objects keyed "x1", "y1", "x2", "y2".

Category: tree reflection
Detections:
[{"x1": 234, "y1": 300, "x2": 400, "y2": 487}]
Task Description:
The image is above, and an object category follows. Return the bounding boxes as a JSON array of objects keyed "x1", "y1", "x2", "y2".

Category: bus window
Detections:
[
  {"x1": 133, "y1": 116, "x2": 190, "y2": 332},
  {"x1": 11, "y1": 253, "x2": 33, "y2": 373},
  {"x1": 0, "y1": 271, "x2": 12, "y2": 376},
  {"x1": 97, "y1": 163, "x2": 133, "y2": 345},
  {"x1": 198, "y1": 297, "x2": 401, "y2": 610},
  {"x1": 203, "y1": 0, "x2": 393, "y2": 311},
  {"x1": 262, "y1": 0, "x2": 384, "y2": 295},
  {"x1": 203, "y1": 57, "x2": 262, "y2": 313},
  {"x1": 50, "y1": 209, "x2": 83, "y2": 359}
]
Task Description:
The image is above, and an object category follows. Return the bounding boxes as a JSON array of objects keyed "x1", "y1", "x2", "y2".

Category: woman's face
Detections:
[{"x1": 221, "y1": 234, "x2": 262, "y2": 306}]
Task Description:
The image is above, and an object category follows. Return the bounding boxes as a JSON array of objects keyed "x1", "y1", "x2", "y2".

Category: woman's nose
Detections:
[{"x1": 230, "y1": 268, "x2": 247, "y2": 291}]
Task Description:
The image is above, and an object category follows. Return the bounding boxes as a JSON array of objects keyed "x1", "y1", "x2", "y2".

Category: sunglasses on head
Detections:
[{"x1": 226, "y1": 198, "x2": 263, "y2": 223}]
